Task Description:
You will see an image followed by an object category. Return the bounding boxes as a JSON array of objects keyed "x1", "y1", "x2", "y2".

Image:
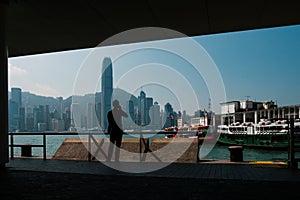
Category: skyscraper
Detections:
[
  {"x1": 8, "y1": 100, "x2": 18, "y2": 131},
  {"x1": 9, "y1": 87, "x2": 22, "y2": 131},
  {"x1": 163, "y1": 102, "x2": 178, "y2": 128},
  {"x1": 87, "y1": 102, "x2": 98, "y2": 130},
  {"x1": 101, "y1": 57, "x2": 113, "y2": 131},
  {"x1": 149, "y1": 101, "x2": 161, "y2": 130},
  {"x1": 11, "y1": 87, "x2": 21, "y2": 108},
  {"x1": 138, "y1": 91, "x2": 153, "y2": 126}
]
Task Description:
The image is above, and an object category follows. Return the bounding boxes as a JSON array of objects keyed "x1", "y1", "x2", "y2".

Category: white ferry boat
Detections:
[{"x1": 217, "y1": 119, "x2": 300, "y2": 149}]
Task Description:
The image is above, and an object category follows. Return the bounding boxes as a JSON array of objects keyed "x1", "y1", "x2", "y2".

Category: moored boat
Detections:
[
  {"x1": 217, "y1": 119, "x2": 300, "y2": 150},
  {"x1": 163, "y1": 125, "x2": 217, "y2": 146}
]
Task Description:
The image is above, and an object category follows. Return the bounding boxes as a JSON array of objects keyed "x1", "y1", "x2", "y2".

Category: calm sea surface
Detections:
[{"x1": 9, "y1": 134, "x2": 299, "y2": 161}]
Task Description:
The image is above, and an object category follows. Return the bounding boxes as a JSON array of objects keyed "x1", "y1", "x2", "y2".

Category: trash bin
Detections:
[
  {"x1": 228, "y1": 146, "x2": 243, "y2": 162},
  {"x1": 21, "y1": 144, "x2": 32, "y2": 157}
]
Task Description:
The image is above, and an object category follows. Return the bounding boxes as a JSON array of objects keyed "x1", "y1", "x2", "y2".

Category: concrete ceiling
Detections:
[{"x1": 5, "y1": 0, "x2": 300, "y2": 57}]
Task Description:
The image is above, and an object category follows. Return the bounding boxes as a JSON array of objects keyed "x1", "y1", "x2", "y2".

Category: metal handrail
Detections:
[
  {"x1": 8, "y1": 130, "x2": 176, "y2": 161},
  {"x1": 9, "y1": 132, "x2": 81, "y2": 160}
]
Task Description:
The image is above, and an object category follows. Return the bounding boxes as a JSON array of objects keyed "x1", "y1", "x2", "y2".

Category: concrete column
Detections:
[
  {"x1": 0, "y1": 2, "x2": 8, "y2": 168},
  {"x1": 282, "y1": 109, "x2": 285, "y2": 119},
  {"x1": 254, "y1": 111, "x2": 257, "y2": 124},
  {"x1": 243, "y1": 112, "x2": 246, "y2": 123},
  {"x1": 267, "y1": 110, "x2": 270, "y2": 120}
]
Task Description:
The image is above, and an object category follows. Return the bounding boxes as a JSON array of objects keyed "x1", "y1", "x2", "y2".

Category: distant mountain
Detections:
[
  {"x1": 63, "y1": 96, "x2": 72, "y2": 110},
  {"x1": 72, "y1": 88, "x2": 138, "y2": 110},
  {"x1": 8, "y1": 91, "x2": 71, "y2": 112},
  {"x1": 22, "y1": 92, "x2": 59, "y2": 110},
  {"x1": 8, "y1": 88, "x2": 138, "y2": 113}
]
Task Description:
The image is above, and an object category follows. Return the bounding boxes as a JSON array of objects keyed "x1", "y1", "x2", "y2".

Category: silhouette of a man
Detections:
[{"x1": 107, "y1": 100, "x2": 128, "y2": 162}]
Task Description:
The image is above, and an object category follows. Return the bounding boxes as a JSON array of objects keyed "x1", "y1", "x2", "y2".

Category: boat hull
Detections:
[{"x1": 217, "y1": 133, "x2": 292, "y2": 150}]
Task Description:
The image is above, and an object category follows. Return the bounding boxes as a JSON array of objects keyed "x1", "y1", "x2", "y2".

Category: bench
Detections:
[
  {"x1": 9, "y1": 144, "x2": 46, "y2": 159},
  {"x1": 9, "y1": 133, "x2": 47, "y2": 160}
]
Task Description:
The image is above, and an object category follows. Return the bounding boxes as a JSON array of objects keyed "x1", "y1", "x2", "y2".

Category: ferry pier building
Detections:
[{"x1": 219, "y1": 100, "x2": 300, "y2": 125}]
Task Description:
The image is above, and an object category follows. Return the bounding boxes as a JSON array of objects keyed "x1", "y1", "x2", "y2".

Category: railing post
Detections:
[
  {"x1": 197, "y1": 135, "x2": 200, "y2": 162},
  {"x1": 139, "y1": 133, "x2": 142, "y2": 161},
  {"x1": 43, "y1": 133, "x2": 46, "y2": 160},
  {"x1": 88, "y1": 133, "x2": 91, "y2": 162},
  {"x1": 10, "y1": 133, "x2": 14, "y2": 159},
  {"x1": 288, "y1": 118, "x2": 296, "y2": 169}
]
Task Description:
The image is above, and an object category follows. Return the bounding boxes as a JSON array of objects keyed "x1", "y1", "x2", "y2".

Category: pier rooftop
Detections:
[{"x1": 1, "y1": 158, "x2": 300, "y2": 200}]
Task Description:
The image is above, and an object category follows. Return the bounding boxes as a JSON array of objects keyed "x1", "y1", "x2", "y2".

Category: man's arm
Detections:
[{"x1": 120, "y1": 108, "x2": 128, "y2": 118}]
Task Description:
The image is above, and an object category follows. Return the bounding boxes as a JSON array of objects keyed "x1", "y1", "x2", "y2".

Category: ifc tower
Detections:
[{"x1": 101, "y1": 57, "x2": 113, "y2": 131}]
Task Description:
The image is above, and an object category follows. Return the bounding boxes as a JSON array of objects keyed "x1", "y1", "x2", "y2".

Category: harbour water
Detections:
[
  {"x1": 10, "y1": 134, "x2": 300, "y2": 161},
  {"x1": 205, "y1": 144, "x2": 289, "y2": 161}
]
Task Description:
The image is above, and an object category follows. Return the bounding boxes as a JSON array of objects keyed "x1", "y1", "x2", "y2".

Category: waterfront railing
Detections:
[
  {"x1": 287, "y1": 119, "x2": 300, "y2": 169},
  {"x1": 9, "y1": 132, "x2": 81, "y2": 160},
  {"x1": 8, "y1": 131, "x2": 177, "y2": 161}
]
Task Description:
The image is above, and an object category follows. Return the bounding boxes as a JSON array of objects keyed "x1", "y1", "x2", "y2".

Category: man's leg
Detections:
[
  {"x1": 107, "y1": 135, "x2": 116, "y2": 162},
  {"x1": 114, "y1": 134, "x2": 123, "y2": 162}
]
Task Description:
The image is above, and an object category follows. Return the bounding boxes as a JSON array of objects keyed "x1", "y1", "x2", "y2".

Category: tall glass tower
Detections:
[
  {"x1": 11, "y1": 87, "x2": 21, "y2": 107},
  {"x1": 101, "y1": 57, "x2": 113, "y2": 131},
  {"x1": 9, "y1": 87, "x2": 22, "y2": 131},
  {"x1": 138, "y1": 91, "x2": 153, "y2": 126}
]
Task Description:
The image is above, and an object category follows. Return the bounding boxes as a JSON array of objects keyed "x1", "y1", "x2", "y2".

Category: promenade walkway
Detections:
[{"x1": 1, "y1": 158, "x2": 300, "y2": 199}]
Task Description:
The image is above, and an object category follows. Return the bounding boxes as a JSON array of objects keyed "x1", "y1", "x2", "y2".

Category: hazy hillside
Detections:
[{"x1": 8, "y1": 88, "x2": 138, "y2": 113}]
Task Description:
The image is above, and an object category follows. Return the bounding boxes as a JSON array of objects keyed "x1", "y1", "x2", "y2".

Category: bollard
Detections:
[
  {"x1": 21, "y1": 144, "x2": 32, "y2": 157},
  {"x1": 228, "y1": 146, "x2": 243, "y2": 162}
]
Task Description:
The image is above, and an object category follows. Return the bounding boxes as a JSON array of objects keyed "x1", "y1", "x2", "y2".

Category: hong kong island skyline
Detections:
[
  {"x1": 66, "y1": 56, "x2": 211, "y2": 132},
  {"x1": 8, "y1": 57, "x2": 210, "y2": 132}
]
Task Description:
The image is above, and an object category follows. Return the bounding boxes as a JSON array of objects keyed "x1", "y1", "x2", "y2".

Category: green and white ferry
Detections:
[{"x1": 217, "y1": 119, "x2": 300, "y2": 150}]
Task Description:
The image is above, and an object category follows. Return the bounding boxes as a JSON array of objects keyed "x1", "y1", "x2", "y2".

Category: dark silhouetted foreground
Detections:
[{"x1": 1, "y1": 158, "x2": 300, "y2": 199}]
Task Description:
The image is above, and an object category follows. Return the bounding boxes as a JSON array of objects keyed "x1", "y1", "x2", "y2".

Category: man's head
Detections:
[{"x1": 113, "y1": 99, "x2": 120, "y2": 108}]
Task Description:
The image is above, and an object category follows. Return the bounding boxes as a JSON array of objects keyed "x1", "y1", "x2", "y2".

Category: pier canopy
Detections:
[
  {"x1": 5, "y1": 0, "x2": 300, "y2": 57},
  {"x1": 1, "y1": 0, "x2": 300, "y2": 167}
]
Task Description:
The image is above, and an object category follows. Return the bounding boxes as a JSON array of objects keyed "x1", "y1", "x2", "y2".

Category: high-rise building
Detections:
[
  {"x1": 56, "y1": 97, "x2": 63, "y2": 120},
  {"x1": 8, "y1": 100, "x2": 18, "y2": 131},
  {"x1": 33, "y1": 105, "x2": 45, "y2": 131},
  {"x1": 138, "y1": 91, "x2": 146, "y2": 126},
  {"x1": 146, "y1": 97, "x2": 154, "y2": 125},
  {"x1": 11, "y1": 87, "x2": 21, "y2": 108},
  {"x1": 64, "y1": 107, "x2": 71, "y2": 131},
  {"x1": 19, "y1": 107, "x2": 25, "y2": 131},
  {"x1": 45, "y1": 105, "x2": 50, "y2": 131},
  {"x1": 129, "y1": 100, "x2": 135, "y2": 123},
  {"x1": 101, "y1": 57, "x2": 113, "y2": 131},
  {"x1": 163, "y1": 102, "x2": 178, "y2": 128},
  {"x1": 137, "y1": 91, "x2": 153, "y2": 126},
  {"x1": 87, "y1": 102, "x2": 98, "y2": 130},
  {"x1": 70, "y1": 103, "x2": 80, "y2": 131},
  {"x1": 149, "y1": 101, "x2": 161, "y2": 130},
  {"x1": 95, "y1": 92, "x2": 101, "y2": 127},
  {"x1": 26, "y1": 113, "x2": 34, "y2": 131},
  {"x1": 32, "y1": 107, "x2": 39, "y2": 131},
  {"x1": 9, "y1": 87, "x2": 22, "y2": 131}
]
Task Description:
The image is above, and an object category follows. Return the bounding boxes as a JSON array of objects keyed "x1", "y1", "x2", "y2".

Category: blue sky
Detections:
[
  {"x1": 196, "y1": 25, "x2": 300, "y2": 107},
  {"x1": 8, "y1": 24, "x2": 300, "y2": 115}
]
